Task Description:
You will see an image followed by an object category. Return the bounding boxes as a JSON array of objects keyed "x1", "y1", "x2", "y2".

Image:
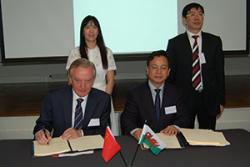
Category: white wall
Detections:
[
  {"x1": 1, "y1": 0, "x2": 246, "y2": 59},
  {"x1": 216, "y1": 108, "x2": 250, "y2": 131}
]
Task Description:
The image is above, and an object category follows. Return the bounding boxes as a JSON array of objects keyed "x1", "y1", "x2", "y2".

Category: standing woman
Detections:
[
  {"x1": 66, "y1": 15, "x2": 117, "y2": 133},
  {"x1": 66, "y1": 15, "x2": 116, "y2": 95}
]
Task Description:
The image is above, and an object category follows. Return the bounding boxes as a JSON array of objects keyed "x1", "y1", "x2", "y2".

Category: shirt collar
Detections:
[
  {"x1": 187, "y1": 30, "x2": 201, "y2": 39},
  {"x1": 148, "y1": 80, "x2": 164, "y2": 92},
  {"x1": 72, "y1": 89, "x2": 88, "y2": 102}
]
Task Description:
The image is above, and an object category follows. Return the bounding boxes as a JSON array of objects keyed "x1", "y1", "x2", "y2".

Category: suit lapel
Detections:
[
  {"x1": 183, "y1": 32, "x2": 193, "y2": 54},
  {"x1": 144, "y1": 83, "x2": 159, "y2": 129},
  {"x1": 159, "y1": 84, "x2": 170, "y2": 124},
  {"x1": 183, "y1": 32, "x2": 195, "y2": 78},
  {"x1": 161, "y1": 84, "x2": 168, "y2": 110},
  {"x1": 161, "y1": 83, "x2": 173, "y2": 110},
  {"x1": 201, "y1": 32, "x2": 208, "y2": 55},
  {"x1": 82, "y1": 89, "x2": 95, "y2": 128},
  {"x1": 63, "y1": 86, "x2": 73, "y2": 128}
]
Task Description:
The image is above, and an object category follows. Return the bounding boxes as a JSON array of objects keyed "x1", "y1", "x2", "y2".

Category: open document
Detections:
[
  {"x1": 180, "y1": 128, "x2": 230, "y2": 146},
  {"x1": 33, "y1": 135, "x2": 104, "y2": 157},
  {"x1": 157, "y1": 133, "x2": 182, "y2": 149}
]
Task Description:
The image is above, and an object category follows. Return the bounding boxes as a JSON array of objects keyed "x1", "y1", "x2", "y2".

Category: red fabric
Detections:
[{"x1": 102, "y1": 127, "x2": 121, "y2": 162}]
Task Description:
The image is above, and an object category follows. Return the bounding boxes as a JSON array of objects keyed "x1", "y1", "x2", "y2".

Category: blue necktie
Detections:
[
  {"x1": 155, "y1": 89, "x2": 161, "y2": 121},
  {"x1": 74, "y1": 98, "x2": 83, "y2": 129}
]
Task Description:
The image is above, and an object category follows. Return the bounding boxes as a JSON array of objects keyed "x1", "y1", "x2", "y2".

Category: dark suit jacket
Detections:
[
  {"x1": 167, "y1": 32, "x2": 225, "y2": 116},
  {"x1": 121, "y1": 81, "x2": 189, "y2": 134},
  {"x1": 33, "y1": 85, "x2": 111, "y2": 137}
]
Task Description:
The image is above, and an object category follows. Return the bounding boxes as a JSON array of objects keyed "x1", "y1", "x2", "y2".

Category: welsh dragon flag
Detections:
[{"x1": 138, "y1": 124, "x2": 166, "y2": 155}]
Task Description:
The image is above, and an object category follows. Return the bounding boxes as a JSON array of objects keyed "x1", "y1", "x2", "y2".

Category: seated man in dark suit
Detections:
[
  {"x1": 121, "y1": 50, "x2": 189, "y2": 140},
  {"x1": 33, "y1": 58, "x2": 111, "y2": 144}
]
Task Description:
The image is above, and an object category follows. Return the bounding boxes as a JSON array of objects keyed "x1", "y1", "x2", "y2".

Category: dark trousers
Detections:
[{"x1": 186, "y1": 90, "x2": 216, "y2": 130}]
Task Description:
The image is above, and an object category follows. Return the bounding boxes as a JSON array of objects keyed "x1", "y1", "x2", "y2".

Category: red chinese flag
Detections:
[{"x1": 102, "y1": 127, "x2": 121, "y2": 162}]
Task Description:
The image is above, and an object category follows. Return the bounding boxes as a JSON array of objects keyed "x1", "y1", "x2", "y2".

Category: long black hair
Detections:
[{"x1": 79, "y1": 15, "x2": 108, "y2": 69}]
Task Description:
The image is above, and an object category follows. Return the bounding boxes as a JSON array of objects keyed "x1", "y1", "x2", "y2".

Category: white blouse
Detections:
[{"x1": 66, "y1": 46, "x2": 117, "y2": 91}]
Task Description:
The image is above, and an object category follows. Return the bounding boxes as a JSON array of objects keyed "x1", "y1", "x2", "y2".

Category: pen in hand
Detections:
[{"x1": 43, "y1": 129, "x2": 51, "y2": 144}]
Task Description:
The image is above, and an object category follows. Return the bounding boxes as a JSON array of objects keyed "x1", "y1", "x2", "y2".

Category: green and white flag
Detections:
[{"x1": 138, "y1": 124, "x2": 166, "y2": 155}]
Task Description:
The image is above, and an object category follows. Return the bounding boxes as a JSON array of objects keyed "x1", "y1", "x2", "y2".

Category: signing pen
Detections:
[{"x1": 43, "y1": 129, "x2": 50, "y2": 144}]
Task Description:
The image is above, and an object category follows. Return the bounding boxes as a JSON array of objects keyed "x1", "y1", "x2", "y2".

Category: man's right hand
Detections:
[
  {"x1": 35, "y1": 129, "x2": 52, "y2": 145},
  {"x1": 133, "y1": 129, "x2": 143, "y2": 141}
]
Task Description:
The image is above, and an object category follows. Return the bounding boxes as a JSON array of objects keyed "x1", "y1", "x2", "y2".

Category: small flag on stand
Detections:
[
  {"x1": 138, "y1": 124, "x2": 166, "y2": 155},
  {"x1": 102, "y1": 127, "x2": 121, "y2": 162}
]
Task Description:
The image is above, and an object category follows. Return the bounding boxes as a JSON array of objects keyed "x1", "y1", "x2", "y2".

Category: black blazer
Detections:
[
  {"x1": 33, "y1": 85, "x2": 111, "y2": 137},
  {"x1": 167, "y1": 32, "x2": 225, "y2": 115},
  {"x1": 121, "y1": 81, "x2": 189, "y2": 134}
]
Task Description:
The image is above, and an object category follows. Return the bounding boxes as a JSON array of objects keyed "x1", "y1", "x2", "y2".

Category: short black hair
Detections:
[
  {"x1": 182, "y1": 3, "x2": 204, "y2": 18},
  {"x1": 146, "y1": 50, "x2": 170, "y2": 67}
]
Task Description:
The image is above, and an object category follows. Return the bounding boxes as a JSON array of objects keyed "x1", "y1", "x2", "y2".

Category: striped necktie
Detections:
[
  {"x1": 74, "y1": 98, "x2": 84, "y2": 129},
  {"x1": 192, "y1": 35, "x2": 202, "y2": 91}
]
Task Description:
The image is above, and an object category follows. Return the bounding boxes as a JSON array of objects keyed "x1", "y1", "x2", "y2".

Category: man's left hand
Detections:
[
  {"x1": 160, "y1": 125, "x2": 178, "y2": 136},
  {"x1": 217, "y1": 105, "x2": 224, "y2": 119},
  {"x1": 61, "y1": 128, "x2": 82, "y2": 140}
]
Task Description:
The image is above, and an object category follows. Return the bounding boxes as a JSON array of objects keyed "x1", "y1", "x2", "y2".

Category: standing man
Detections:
[
  {"x1": 166, "y1": 3, "x2": 225, "y2": 130},
  {"x1": 121, "y1": 50, "x2": 189, "y2": 141},
  {"x1": 33, "y1": 58, "x2": 111, "y2": 145}
]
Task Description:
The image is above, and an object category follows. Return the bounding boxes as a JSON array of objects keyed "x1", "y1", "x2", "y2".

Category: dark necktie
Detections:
[
  {"x1": 155, "y1": 89, "x2": 161, "y2": 121},
  {"x1": 74, "y1": 98, "x2": 84, "y2": 129},
  {"x1": 192, "y1": 35, "x2": 202, "y2": 91}
]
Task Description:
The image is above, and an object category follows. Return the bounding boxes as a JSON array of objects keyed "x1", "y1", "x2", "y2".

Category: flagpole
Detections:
[
  {"x1": 119, "y1": 151, "x2": 129, "y2": 167},
  {"x1": 128, "y1": 120, "x2": 147, "y2": 167},
  {"x1": 129, "y1": 143, "x2": 139, "y2": 167}
]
